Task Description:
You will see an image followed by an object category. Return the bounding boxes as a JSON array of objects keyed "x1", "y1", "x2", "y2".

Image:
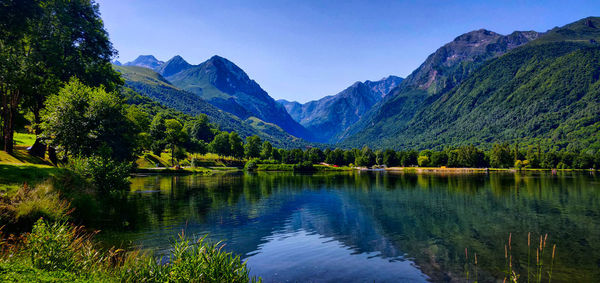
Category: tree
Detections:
[
  {"x1": 271, "y1": 148, "x2": 282, "y2": 162},
  {"x1": 210, "y1": 132, "x2": 231, "y2": 157},
  {"x1": 41, "y1": 79, "x2": 137, "y2": 161},
  {"x1": 164, "y1": 119, "x2": 188, "y2": 166},
  {"x1": 325, "y1": 148, "x2": 344, "y2": 165},
  {"x1": 260, "y1": 141, "x2": 273, "y2": 160},
  {"x1": 383, "y1": 149, "x2": 399, "y2": 166},
  {"x1": 375, "y1": 150, "x2": 383, "y2": 165},
  {"x1": 490, "y1": 143, "x2": 513, "y2": 168},
  {"x1": 244, "y1": 135, "x2": 262, "y2": 159},
  {"x1": 229, "y1": 132, "x2": 244, "y2": 159},
  {"x1": 307, "y1": 148, "x2": 325, "y2": 164},
  {"x1": 185, "y1": 114, "x2": 214, "y2": 142},
  {"x1": 149, "y1": 113, "x2": 168, "y2": 155},
  {"x1": 355, "y1": 146, "x2": 376, "y2": 167},
  {"x1": 1, "y1": 0, "x2": 121, "y2": 154},
  {"x1": 418, "y1": 155, "x2": 430, "y2": 167},
  {"x1": 430, "y1": 151, "x2": 448, "y2": 167}
]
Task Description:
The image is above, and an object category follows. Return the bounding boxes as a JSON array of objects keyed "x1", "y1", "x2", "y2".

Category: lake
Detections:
[{"x1": 93, "y1": 171, "x2": 600, "y2": 282}]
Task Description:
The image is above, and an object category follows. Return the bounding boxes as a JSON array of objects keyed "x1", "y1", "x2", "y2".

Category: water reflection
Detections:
[{"x1": 93, "y1": 172, "x2": 600, "y2": 282}]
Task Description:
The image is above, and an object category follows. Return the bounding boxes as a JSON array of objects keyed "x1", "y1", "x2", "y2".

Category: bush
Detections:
[
  {"x1": 26, "y1": 219, "x2": 104, "y2": 273},
  {"x1": 244, "y1": 159, "x2": 259, "y2": 171},
  {"x1": 293, "y1": 161, "x2": 315, "y2": 172},
  {"x1": 69, "y1": 156, "x2": 131, "y2": 192},
  {"x1": 122, "y1": 234, "x2": 260, "y2": 283},
  {"x1": 1, "y1": 184, "x2": 70, "y2": 231}
]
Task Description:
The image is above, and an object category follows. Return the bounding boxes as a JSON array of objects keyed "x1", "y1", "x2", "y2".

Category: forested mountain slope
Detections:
[
  {"x1": 114, "y1": 65, "x2": 309, "y2": 148},
  {"x1": 339, "y1": 29, "x2": 541, "y2": 142},
  {"x1": 340, "y1": 17, "x2": 600, "y2": 151},
  {"x1": 161, "y1": 55, "x2": 314, "y2": 141}
]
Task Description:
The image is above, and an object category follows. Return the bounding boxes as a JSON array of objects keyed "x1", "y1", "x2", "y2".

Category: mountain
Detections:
[
  {"x1": 124, "y1": 55, "x2": 164, "y2": 69},
  {"x1": 113, "y1": 65, "x2": 310, "y2": 148},
  {"x1": 155, "y1": 55, "x2": 192, "y2": 77},
  {"x1": 161, "y1": 55, "x2": 314, "y2": 141},
  {"x1": 279, "y1": 76, "x2": 403, "y2": 143},
  {"x1": 340, "y1": 17, "x2": 600, "y2": 151},
  {"x1": 339, "y1": 28, "x2": 543, "y2": 143},
  {"x1": 112, "y1": 60, "x2": 122, "y2": 66}
]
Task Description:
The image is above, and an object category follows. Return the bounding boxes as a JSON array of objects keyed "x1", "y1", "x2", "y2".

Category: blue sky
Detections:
[{"x1": 97, "y1": 0, "x2": 600, "y2": 103}]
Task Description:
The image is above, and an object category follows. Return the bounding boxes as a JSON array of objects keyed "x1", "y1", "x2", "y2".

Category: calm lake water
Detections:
[{"x1": 92, "y1": 171, "x2": 600, "y2": 282}]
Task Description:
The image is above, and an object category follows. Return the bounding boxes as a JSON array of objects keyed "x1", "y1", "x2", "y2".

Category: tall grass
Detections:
[
  {"x1": 1, "y1": 220, "x2": 260, "y2": 282},
  {"x1": 463, "y1": 233, "x2": 557, "y2": 283},
  {"x1": 122, "y1": 232, "x2": 261, "y2": 282},
  {"x1": 502, "y1": 233, "x2": 556, "y2": 283}
]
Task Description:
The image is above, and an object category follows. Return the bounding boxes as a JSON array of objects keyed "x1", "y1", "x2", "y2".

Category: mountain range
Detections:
[
  {"x1": 123, "y1": 55, "x2": 313, "y2": 141},
  {"x1": 113, "y1": 65, "x2": 309, "y2": 148},
  {"x1": 119, "y1": 16, "x2": 600, "y2": 151},
  {"x1": 340, "y1": 16, "x2": 600, "y2": 150},
  {"x1": 278, "y1": 76, "x2": 403, "y2": 143}
]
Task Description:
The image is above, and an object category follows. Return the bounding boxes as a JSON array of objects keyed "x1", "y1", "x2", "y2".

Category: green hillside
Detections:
[
  {"x1": 114, "y1": 65, "x2": 309, "y2": 148},
  {"x1": 340, "y1": 17, "x2": 600, "y2": 152}
]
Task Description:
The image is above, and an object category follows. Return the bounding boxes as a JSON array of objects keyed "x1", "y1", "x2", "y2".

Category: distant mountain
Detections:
[
  {"x1": 340, "y1": 17, "x2": 600, "y2": 151},
  {"x1": 161, "y1": 55, "x2": 314, "y2": 141},
  {"x1": 112, "y1": 60, "x2": 122, "y2": 66},
  {"x1": 279, "y1": 76, "x2": 403, "y2": 143},
  {"x1": 113, "y1": 65, "x2": 310, "y2": 148},
  {"x1": 155, "y1": 55, "x2": 192, "y2": 77},
  {"x1": 124, "y1": 55, "x2": 164, "y2": 69},
  {"x1": 339, "y1": 28, "x2": 542, "y2": 144}
]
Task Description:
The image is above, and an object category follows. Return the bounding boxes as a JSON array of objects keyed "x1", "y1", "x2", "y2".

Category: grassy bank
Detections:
[
  {"x1": 0, "y1": 220, "x2": 260, "y2": 282},
  {"x1": 255, "y1": 163, "x2": 352, "y2": 172}
]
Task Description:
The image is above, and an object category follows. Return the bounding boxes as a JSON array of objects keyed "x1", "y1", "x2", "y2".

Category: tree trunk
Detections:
[
  {"x1": 28, "y1": 110, "x2": 46, "y2": 157},
  {"x1": 2, "y1": 88, "x2": 17, "y2": 154}
]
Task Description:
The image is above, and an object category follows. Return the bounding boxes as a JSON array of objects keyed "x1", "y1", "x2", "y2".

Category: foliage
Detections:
[
  {"x1": 244, "y1": 159, "x2": 259, "y2": 171},
  {"x1": 341, "y1": 25, "x2": 600, "y2": 154},
  {"x1": 121, "y1": 233, "x2": 260, "y2": 283},
  {"x1": 355, "y1": 146, "x2": 376, "y2": 167},
  {"x1": 293, "y1": 161, "x2": 316, "y2": 172},
  {"x1": 209, "y1": 132, "x2": 231, "y2": 157},
  {"x1": 244, "y1": 135, "x2": 262, "y2": 159},
  {"x1": 41, "y1": 79, "x2": 138, "y2": 161},
  {"x1": 0, "y1": 0, "x2": 121, "y2": 153},
  {"x1": 68, "y1": 156, "x2": 131, "y2": 193},
  {"x1": 229, "y1": 132, "x2": 244, "y2": 159}
]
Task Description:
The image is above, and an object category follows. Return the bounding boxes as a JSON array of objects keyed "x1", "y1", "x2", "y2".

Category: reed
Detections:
[{"x1": 502, "y1": 232, "x2": 555, "y2": 283}]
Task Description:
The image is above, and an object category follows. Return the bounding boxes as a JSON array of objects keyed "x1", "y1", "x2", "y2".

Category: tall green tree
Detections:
[
  {"x1": 355, "y1": 146, "x2": 376, "y2": 167},
  {"x1": 210, "y1": 132, "x2": 231, "y2": 157},
  {"x1": 260, "y1": 141, "x2": 273, "y2": 160},
  {"x1": 185, "y1": 114, "x2": 214, "y2": 143},
  {"x1": 244, "y1": 135, "x2": 262, "y2": 159},
  {"x1": 229, "y1": 132, "x2": 244, "y2": 159},
  {"x1": 1, "y1": 0, "x2": 121, "y2": 154},
  {"x1": 164, "y1": 119, "x2": 188, "y2": 166},
  {"x1": 489, "y1": 143, "x2": 513, "y2": 168},
  {"x1": 41, "y1": 79, "x2": 137, "y2": 161}
]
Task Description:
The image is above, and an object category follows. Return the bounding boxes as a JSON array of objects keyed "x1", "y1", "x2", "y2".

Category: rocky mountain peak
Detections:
[{"x1": 124, "y1": 55, "x2": 164, "y2": 69}]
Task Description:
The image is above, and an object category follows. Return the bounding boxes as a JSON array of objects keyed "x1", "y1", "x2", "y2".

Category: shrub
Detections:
[
  {"x1": 26, "y1": 219, "x2": 105, "y2": 273},
  {"x1": 122, "y1": 233, "x2": 260, "y2": 283},
  {"x1": 69, "y1": 156, "x2": 131, "y2": 192},
  {"x1": 244, "y1": 159, "x2": 259, "y2": 171},
  {"x1": 293, "y1": 161, "x2": 315, "y2": 172}
]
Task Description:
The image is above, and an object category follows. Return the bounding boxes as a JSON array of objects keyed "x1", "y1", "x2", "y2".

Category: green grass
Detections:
[
  {"x1": 0, "y1": 147, "x2": 52, "y2": 165},
  {"x1": 14, "y1": 132, "x2": 36, "y2": 147},
  {"x1": 256, "y1": 164, "x2": 295, "y2": 171},
  {"x1": 0, "y1": 220, "x2": 260, "y2": 283},
  {"x1": 0, "y1": 164, "x2": 64, "y2": 196}
]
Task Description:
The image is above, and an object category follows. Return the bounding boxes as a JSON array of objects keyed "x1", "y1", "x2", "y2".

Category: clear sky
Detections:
[{"x1": 97, "y1": 0, "x2": 600, "y2": 103}]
